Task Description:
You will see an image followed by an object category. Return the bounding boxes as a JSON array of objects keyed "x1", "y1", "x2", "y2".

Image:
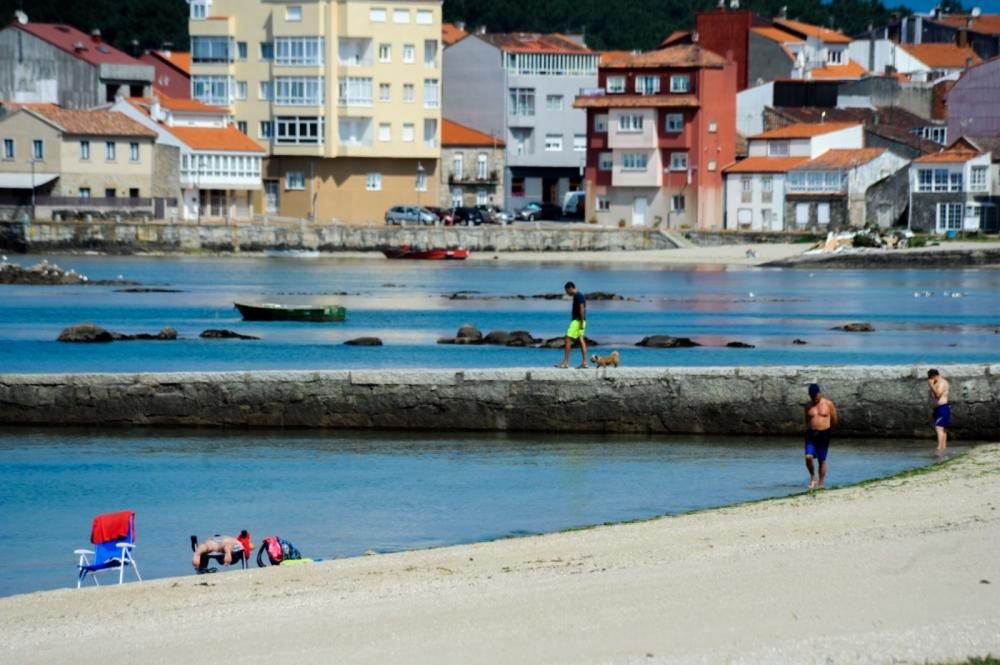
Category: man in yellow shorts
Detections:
[{"x1": 555, "y1": 281, "x2": 588, "y2": 368}]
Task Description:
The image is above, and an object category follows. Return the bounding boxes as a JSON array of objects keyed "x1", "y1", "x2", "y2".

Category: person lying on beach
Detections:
[
  {"x1": 192, "y1": 532, "x2": 252, "y2": 570},
  {"x1": 804, "y1": 383, "x2": 838, "y2": 490}
]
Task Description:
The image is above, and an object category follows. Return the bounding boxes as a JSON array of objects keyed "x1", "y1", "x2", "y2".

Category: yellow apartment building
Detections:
[{"x1": 188, "y1": 0, "x2": 442, "y2": 223}]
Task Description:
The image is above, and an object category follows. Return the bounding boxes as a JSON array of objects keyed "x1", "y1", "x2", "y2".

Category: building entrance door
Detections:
[
  {"x1": 543, "y1": 177, "x2": 559, "y2": 203},
  {"x1": 632, "y1": 197, "x2": 648, "y2": 226},
  {"x1": 264, "y1": 180, "x2": 280, "y2": 214}
]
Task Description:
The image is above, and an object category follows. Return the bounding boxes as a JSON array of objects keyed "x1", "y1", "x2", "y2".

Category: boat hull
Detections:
[
  {"x1": 382, "y1": 247, "x2": 470, "y2": 260},
  {"x1": 234, "y1": 303, "x2": 346, "y2": 322}
]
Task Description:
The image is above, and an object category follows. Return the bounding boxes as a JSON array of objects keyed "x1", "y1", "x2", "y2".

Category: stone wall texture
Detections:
[{"x1": 1, "y1": 365, "x2": 996, "y2": 439}]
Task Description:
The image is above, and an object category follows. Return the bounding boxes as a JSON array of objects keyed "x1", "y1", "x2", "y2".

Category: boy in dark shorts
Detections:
[{"x1": 804, "y1": 383, "x2": 838, "y2": 489}]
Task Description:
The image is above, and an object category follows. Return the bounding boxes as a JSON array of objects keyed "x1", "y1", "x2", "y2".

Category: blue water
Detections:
[
  {"x1": 1, "y1": 254, "x2": 998, "y2": 372},
  {"x1": 0, "y1": 429, "x2": 945, "y2": 597}
]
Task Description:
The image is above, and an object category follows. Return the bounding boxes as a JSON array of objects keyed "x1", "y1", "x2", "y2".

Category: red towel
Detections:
[
  {"x1": 237, "y1": 531, "x2": 253, "y2": 555},
  {"x1": 91, "y1": 511, "x2": 133, "y2": 544}
]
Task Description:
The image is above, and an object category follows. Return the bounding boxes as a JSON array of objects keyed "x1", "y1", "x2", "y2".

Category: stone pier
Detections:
[{"x1": 1, "y1": 365, "x2": 996, "y2": 439}]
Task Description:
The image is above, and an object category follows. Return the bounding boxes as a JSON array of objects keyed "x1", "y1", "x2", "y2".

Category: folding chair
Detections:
[
  {"x1": 75, "y1": 510, "x2": 141, "y2": 588},
  {"x1": 191, "y1": 530, "x2": 252, "y2": 573}
]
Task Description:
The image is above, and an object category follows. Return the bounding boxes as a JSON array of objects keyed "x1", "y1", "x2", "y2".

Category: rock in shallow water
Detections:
[
  {"x1": 57, "y1": 323, "x2": 113, "y2": 343},
  {"x1": 635, "y1": 335, "x2": 700, "y2": 348},
  {"x1": 344, "y1": 337, "x2": 383, "y2": 346},
  {"x1": 834, "y1": 322, "x2": 875, "y2": 332},
  {"x1": 201, "y1": 329, "x2": 260, "y2": 340}
]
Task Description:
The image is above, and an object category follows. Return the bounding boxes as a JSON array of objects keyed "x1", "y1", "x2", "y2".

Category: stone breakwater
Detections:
[
  {"x1": 2, "y1": 365, "x2": 997, "y2": 438},
  {"x1": 0, "y1": 220, "x2": 676, "y2": 254}
]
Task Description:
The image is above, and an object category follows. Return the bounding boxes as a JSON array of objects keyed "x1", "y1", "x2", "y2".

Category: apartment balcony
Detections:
[
  {"x1": 449, "y1": 171, "x2": 499, "y2": 186},
  {"x1": 181, "y1": 173, "x2": 263, "y2": 191},
  {"x1": 188, "y1": 16, "x2": 234, "y2": 38}
]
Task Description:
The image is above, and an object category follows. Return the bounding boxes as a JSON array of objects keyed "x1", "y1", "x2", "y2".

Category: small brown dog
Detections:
[{"x1": 590, "y1": 351, "x2": 620, "y2": 368}]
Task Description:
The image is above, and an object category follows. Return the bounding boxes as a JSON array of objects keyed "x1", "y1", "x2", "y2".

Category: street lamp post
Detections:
[
  {"x1": 416, "y1": 161, "x2": 425, "y2": 210},
  {"x1": 28, "y1": 158, "x2": 36, "y2": 222}
]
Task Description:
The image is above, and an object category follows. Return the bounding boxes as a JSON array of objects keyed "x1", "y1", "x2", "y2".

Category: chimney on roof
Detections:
[
  {"x1": 73, "y1": 41, "x2": 86, "y2": 51},
  {"x1": 456, "y1": 21, "x2": 465, "y2": 31},
  {"x1": 692, "y1": 30, "x2": 699, "y2": 43},
  {"x1": 779, "y1": 5, "x2": 788, "y2": 19},
  {"x1": 91, "y1": 29, "x2": 101, "y2": 44},
  {"x1": 477, "y1": 25, "x2": 486, "y2": 35},
  {"x1": 150, "y1": 96, "x2": 164, "y2": 123}
]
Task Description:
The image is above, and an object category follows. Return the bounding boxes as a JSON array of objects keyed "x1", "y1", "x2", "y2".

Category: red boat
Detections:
[{"x1": 382, "y1": 245, "x2": 470, "y2": 260}]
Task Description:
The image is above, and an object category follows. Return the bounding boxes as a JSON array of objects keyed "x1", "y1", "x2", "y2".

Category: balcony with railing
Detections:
[
  {"x1": 787, "y1": 170, "x2": 847, "y2": 194},
  {"x1": 448, "y1": 169, "x2": 499, "y2": 185}
]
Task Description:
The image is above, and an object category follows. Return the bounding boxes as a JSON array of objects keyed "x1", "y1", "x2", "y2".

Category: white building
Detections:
[{"x1": 848, "y1": 40, "x2": 981, "y2": 83}]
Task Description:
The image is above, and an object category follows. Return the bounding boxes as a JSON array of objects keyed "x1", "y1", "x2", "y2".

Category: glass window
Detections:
[
  {"x1": 670, "y1": 153, "x2": 688, "y2": 170},
  {"x1": 403, "y1": 44, "x2": 415, "y2": 63},
  {"x1": 828, "y1": 49, "x2": 843, "y2": 64},
  {"x1": 277, "y1": 76, "x2": 326, "y2": 105},
  {"x1": 275, "y1": 37, "x2": 325, "y2": 66},
  {"x1": 636, "y1": 75, "x2": 660, "y2": 95},
  {"x1": 573, "y1": 134, "x2": 586, "y2": 152},
  {"x1": 402, "y1": 123, "x2": 415, "y2": 142},
  {"x1": 476, "y1": 153, "x2": 488, "y2": 179},
  {"x1": 708, "y1": 159, "x2": 717, "y2": 171},
  {"x1": 190, "y1": 0, "x2": 208, "y2": 20},
  {"x1": 366, "y1": 172, "x2": 382, "y2": 191},
  {"x1": 192, "y1": 75, "x2": 233, "y2": 105},
  {"x1": 508, "y1": 88, "x2": 534, "y2": 116},
  {"x1": 594, "y1": 114, "x2": 608, "y2": 132},
  {"x1": 337, "y1": 117, "x2": 372, "y2": 146},
  {"x1": 622, "y1": 153, "x2": 648, "y2": 170},
  {"x1": 665, "y1": 113, "x2": 683, "y2": 132},
  {"x1": 378, "y1": 43, "x2": 391, "y2": 62},
  {"x1": 937, "y1": 202, "x2": 962, "y2": 231},
  {"x1": 949, "y1": 171, "x2": 962, "y2": 192},
  {"x1": 379, "y1": 83, "x2": 391, "y2": 102},
  {"x1": 933, "y1": 169, "x2": 949, "y2": 192},
  {"x1": 286, "y1": 6, "x2": 302, "y2": 21},
  {"x1": 129, "y1": 142, "x2": 140, "y2": 162},
  {"x1": 336, "y1": 77, "x2": 371, "y2": 107},
  {"x1": 403, "y1": 84, "x2": 414, "y2": 103},
  {"x1": 416, "y1": 171, "x2": 427, "y2": 192},
  {"x1": 2, "y1": 139, "x2": 13, "y2": 159},
  {"x1": 544, "y1": 134, "x2": 562, "y2": 151},
  {"x1": 671, "y1": 195, "x2": 685, "y2": 212},
  {"x1": 236, "y1": 81, "x2": 248, "y2": 100},
  {"x1": 192, "y1": 37, "x2": 233, "y2": 63},
  {"x1": 670, "y1": 75, "x2": 690, "y2": 92},
  {"x1": 32, "y1": 139, "x2": 44, "y2": 160},
  {"x1": 378, "y1": 123, "x2": 391, "y2": 142},
  {"x1": 768, "y1": 141, "x2": 790, "y2": 156},
  {"x1": 476, "y1": 189, "x2": 488, "y2": 205},
  {"x1": 285, "y1": 172, "x2": 305, "y2": 190},
  {"x1": 79, "y1": 140, "x2": 90, "y2": 160},
  {"x1": 607, "y1": 76, "x2": 625, "y2": 93},
  {"x1": 237, "y1": 41, "x2": 248, "y2": 60},
  {"x1": 423, "y1": 119, "x2": 437, "y2": 146},
  {"x1": 394, "y1": 9, "x2": 409, "y2": 23},
  {"x1": 260, "y1": 81, "x2": 273, "y2": 100},
  {"x1": 424, "y1": 40, "x2": 438, "y2": 68},
  {"x1": 417, "y1": 10, "x2": 433, "y2": 24},
  {"x1": 597, "y1": 197, "x2": 610, "y2": 211},
  {"x1": 260, "y1": 42, "x2": 274, "y2": 60},
  {"x1": 79, "y1": 187, "x2": 91, "y2": 199},
  {"x1": 598, "y1": 152, "x2": 613, "y2": 171},
  {"x1": 617, "y1": 114, "x2": 643, "y2": 132},
  {"x1": 259, "y1": 121, "x2": 274, "y2": 139},
  {"x1": 970, "y1": 166, "x2": 988, "y2": 191},
  {"x1": 370, "y1": 8, "x2": 386, "y2": 22},
  {"x1": 105, "y1": 141, "x2": 115, "y2": 161},
  {"x1": 917, "y1": 169, "x2": 933, "y2": 192},
  {"x1": 453, "y1": 153, "x2": 464, "y2": 177},
  {"x1": 546, "y1": 94, "x2": 564, "y2": 111},
  {"x1": 423, "y1": 79, "x2": 439, "y2": 108},
  {"x1": 275, "y1": 116, "x2": 325, "y2": 145}
]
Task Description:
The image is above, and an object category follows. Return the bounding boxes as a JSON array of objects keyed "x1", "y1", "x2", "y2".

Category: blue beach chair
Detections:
[{"x1": 75, "y1": 510, "x2": 142, "y2": 588}]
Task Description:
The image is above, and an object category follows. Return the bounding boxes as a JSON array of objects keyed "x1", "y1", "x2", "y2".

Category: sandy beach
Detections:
[
  {"x1": 470, "y1": 242, "x2": 808, "y2": 266},
  {"x1": 3, "y1": 444, "x2": 998, "y2": 664}
]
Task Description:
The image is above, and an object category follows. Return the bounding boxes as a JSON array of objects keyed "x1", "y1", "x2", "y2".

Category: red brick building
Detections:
[
  {"x1": 574, "y1": 45, "x2": 737, "y2": 229},
  {"x1": 138, "y1": 51, "x2": 191, "y2": 100}
]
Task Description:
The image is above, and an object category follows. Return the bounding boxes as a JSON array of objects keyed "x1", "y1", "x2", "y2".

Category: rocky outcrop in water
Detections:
[
  {"x1": 58, "y1": 324, "x2": 178, "y2": 343},
  {"x1": 635, "y1": 335, "x2": 700, "y2": 348},
  {"x1": 438, "y1": 324, "x2": 485, "y2": 345},
  {"x1": 834, "y1": 323, "x2": 875, "y2": 332},
  {"x1": 345, "y1": 337, "x2": 383, "y2": 346},
  {"x1": 726, "y1": 341, "x2": 756, "y2": 348},
  {"x1": 200, "y1": 329, "x2": 259, "y2": 340},
  {"x1": 1, "y1": 260, "x2": 140, "y2": 286}
]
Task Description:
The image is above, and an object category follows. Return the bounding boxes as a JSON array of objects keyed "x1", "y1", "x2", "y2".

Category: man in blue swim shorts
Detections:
[
  {"x1": 804, "y1": 383, "x2": 838, "y2": 489},
  {"x1": 927, "y1": 369, "x2": 951, "y2": 452}
]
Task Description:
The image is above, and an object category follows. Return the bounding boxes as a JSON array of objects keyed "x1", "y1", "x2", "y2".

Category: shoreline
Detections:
[{"x1": 3, "y1": 444, "x2": 998, "y2": 664}]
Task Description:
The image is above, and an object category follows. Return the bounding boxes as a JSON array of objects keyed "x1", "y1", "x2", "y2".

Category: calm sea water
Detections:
[
  {"x1": 1, "y1": 254, "x2": 998, "y2": 372},
  {"x1": 0, "y1": 429, "x2": 944, "y2": 598}
]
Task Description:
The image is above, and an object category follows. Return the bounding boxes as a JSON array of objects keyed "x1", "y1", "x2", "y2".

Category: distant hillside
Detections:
[{"x1": 0, "y1": 0, "x2": 919, "y2": 57}]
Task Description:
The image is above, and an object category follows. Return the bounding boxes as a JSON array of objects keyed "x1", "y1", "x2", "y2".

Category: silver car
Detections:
[{"x1": 385, "y1": 206, "x2": 438, "y2": 225}]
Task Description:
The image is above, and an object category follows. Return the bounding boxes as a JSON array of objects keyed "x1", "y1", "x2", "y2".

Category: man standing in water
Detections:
[
  {"x1": 804, "y1": 383, "x2": 838, "y2": 489},
  {"x1": 927, "y1": 369, "x2": 950, "y2": 451},
  {"x1": 555, "y1": 281, "x2": 587, "y2": 369}
]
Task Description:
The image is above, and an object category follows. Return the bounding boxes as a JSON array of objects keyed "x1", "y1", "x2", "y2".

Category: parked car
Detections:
[
  {"x1": 515, "y1": 202, "x2": 562, "y2": 221},
  {"x1": 452, "y1": 206, "x2": 487, "y2": 226},
  {"x1": 424, "y1": 206, "x2": 456, "y2": 225},
  {"x1": 385, "y1": 206, "x2": 438, "y2": 225},
  {"x1": 475, "y1": 204, "x2": 511, "y2": 224},
  {"x1": 562, "y1": 191, "x2": 585, "y2": 219}
]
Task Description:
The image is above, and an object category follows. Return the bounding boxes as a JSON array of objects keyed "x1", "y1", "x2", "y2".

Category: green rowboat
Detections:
[{"x1": 234, "y1": 302, "x2": 347, "y2": 322}]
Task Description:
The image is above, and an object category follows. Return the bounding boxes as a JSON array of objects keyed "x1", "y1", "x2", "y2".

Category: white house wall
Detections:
[
  {"x1": 736, "y1": 81, "x2": 774, "y2": 137},
  {"x1": 724, "y1": 172, "x2": 785, "y2": 231}
]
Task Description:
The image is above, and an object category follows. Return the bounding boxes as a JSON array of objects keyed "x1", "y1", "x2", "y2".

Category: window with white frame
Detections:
[
  {"x1": 937, "y1": 202, "x2": 962, "y2": 231},
  {"x1": 573, "y1": 134, "x2": 586, "y2": 152},
  {"x1": 104, "y1": 141, "x2": 115, "y2": 161},
  {"x1": 424, "y1": 40, "x2": 438, "y2": 67},
  {"x1": 665, "y1": 113, "x2": 683, "y2": 132},
  {"x1": 259, "y1": 81, "x2": 273, "y2": 100},
  {"x1": 827, "y1": 49, "x2": 843, "y2": 64},
  {"x1": 709, "y1": 120, "x2": 717, "y2": 133},
  {"x1": 237, "y1": 42, "x2": 248, "y2": 60},
  {"x1": 338, "y1": 38, "x2": 373, "y2": 66},
  {"x1": 670, "y1": 75, "x2": 690, "y2": 92},
  {"x1": 286, "y1": 5, "x2": 302, "y2": 21},
  {"x1": 451, "y1": 188, "x2": 463, "y2": 207},
  {"x1": 378, "y1": 123, "x2": 391, "y2": 142},
  {"x1": 401, "y1": 83, "x2": 415, "y2": 103},
  {"x1": 394, "y1": 9, "x2": 410, "y2": 23},
  {"x1": 597, "y1": 196, "x2": 610, "y2": 211},
  {"x1": 79, "y1": 187, "x2": 91, "y2": 199},
  {"x1": 453, "y1": 153, "x2": 464, "y2": 178},
  {"x1": 768, "y1": 140, "x2": 790, "y2": 156},
  {"x1": 544, "y1": 134, "x2": 563, "y2": 151},
  {"x1": 424, "y1": 120, "x2": 437, "y2": 148},
  {"x1": 236, "y1": 81, "x2": 248, "y2": 100},
  {"x1": 546, "y1": 94, "x2": 564, "y2": 111},
  {"x1": 192, "y1": 37, "x2": 234, "y2": 63},
  {"x1": 379, "y1": 83, "x2": 391, "y2": 102},
  {"x1": 366, "y1": 172, "x2": 382, "y2": 191},
  {"x1": 740, "y1": 175, "x2": 753, "y2": 203},
  {"x1": 477, "y1": 153, "x2": 488, "y2": 179},
  {"x1": 795, "y1": 202, "x2": 809, "y2": 226},
  {"x1": 276, "y1": 116, "x2": 325, "y2": 145},
  {"x1": 917, "y1": 169, "x2": 933, "y2": 192},
  {"x1": 370, "y1": 7, "x2": 386, "y2": 22},
  {"x1": 671, "y1": 195, "x2": 685, "y2": 212},
  {"x1": 193, "y1": 75, "x2": 233, "y2": 105},
  {"x1": 337, "y1": 77, "x2": 372, "y2": 106},
  {"x1": 259, "y1": 121, "x2": 274, "y2": 139},
  {"x1": 607, "y1": 76, "x2": 625, "y2": 93},
  {"x1": 402, "y1": 123, "x2": 415, "y2": 142},
  {"x1": 285, "y1": 171, "x2": 305, "y2": 190},
  {"x1": 950, "y1": 171, "x2": 962, "y2": 191},
  {"x1": 2, "y1": 139, "x2": 13, "y2": 160},
  {"x1": 509, "y1": 88, "x2": 534, "y2": 116},
  {"x1": 622, "y1": 152, "x2": 648, "y2": 170},
  {"x1": 670, "y1": 152, "x2": 688, "y2": 170},
  {"x1": 417, "y1": 9, "x2": 433, "y2": 24},
  {"x1": 79, "y1": 140, "x2": 90, "y2": 161},
  {"x1": 504, "y1": 52, "x2": 598, "y2": 76},
  {"x1": 378, "y1": 43, "x2": 391, "y2": 62},
  {"x1": 275, "y1": 37, "x2": 324, "y2": 66},
  {"x1": 761, "y1": 174, "x2": 773, "y2": 201},
  {"x1": 424, "y1": 79, "x2": 439, "y2": 108},
  {"x1": 708, "y1": 159, "x2": 717, "y2": 171},
  {"x1": 190, "y1": 0, "x2": 210, "y2": 20},
  {"x1": 636, "y1": 75, "x2": 660, "y2": 95},
  {"x1": 276, "y1": 77, "x2": 325, "y2": 105},
  {"x1": 970, "y1": 166, "x2": 988, "y2": 191},
  {"x1": 338, "y1": 117, "x2": 372, "y2": 146},
  {"x1": 129, "y1": 142, "x2": 140, "y2": 162},
  {"x1": 618, "y1": 114, "x2": 643, "y2": 132},
  {"x1": 476, "y1": 189, "x2": 488, "y2": 205},
  {"x1": 403, "y1": 44, "x2": 415, "y2": 63},
  {"x1": 594, "y1": 114, "x2": 608, "y2": 132},
  {"x1": 598, "y1": 152, "x2": 613, "y2": 171}
]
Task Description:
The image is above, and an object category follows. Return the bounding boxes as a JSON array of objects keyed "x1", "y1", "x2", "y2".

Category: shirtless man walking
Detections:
[
  {"x1": 927, "y1": 369, "x2": 951, "y2": 451},
  {"x1": 804, "y1": 383, "x2": 838, "y2": 489}
]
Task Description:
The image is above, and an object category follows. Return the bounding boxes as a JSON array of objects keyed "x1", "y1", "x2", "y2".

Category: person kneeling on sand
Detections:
[
  {"x1": 804, "y1": 383, "x2": 838, "y2": 490},
  {"x1": 192, "y1": 532, "x2": 252, "y2": 570}
]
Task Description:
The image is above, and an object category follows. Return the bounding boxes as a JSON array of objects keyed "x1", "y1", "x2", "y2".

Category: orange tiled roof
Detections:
[
  {"x1": 808, "y1": 59, "x2": 868, "y2": 80},
  {"x1": 724, "y1": 156, "x2": 811, "y2": 173},
  {"x1": 600, "y1": 50, "x2": 635, "y2": 66},
  {"x1": 574, "y1": 94, "x2": 700, "y2": 109},
  {"x1": 751, "y1": 26, "x2": 803, "y2": 44},
  {"x1": 601, "y1": 44, "x2": 727, "y2": 69},
  {"x1": 442, "y1": 23, "x2": 468, "y2": 46},
  {"x1": 773, "y1": 18, "x2": 851, "y2": 44},
  {"x1": 479, "y1": 33, "x2": 592, "y2": 54},
  {"x1": 752, "y1": 121, "x2": 861, "y2": 139},
  {"x1": 933, "y1": 14, "x2": 1000, "y2": 35},
  {"x1": 156, "y1": 50, "x2": 191, "y2": 74},
  {"x1": 914, "y1": 149, "x2": 982, "y2": 164},
  {"x1": 442, "y1": 119, "x2": 504, "y2": 147},
  {"x1": 166, "y1": 125, "x2": 264, "y2": 153},
  {"x1": 26, "y1": 106, "x2": 156, "y2": 138},
  {"x1": 658, "y1": 31, "x2": 692, "y2": 48},
  {"x1": 897, "y1": 43, "x2": 982, "y2": 69},
  {"x1": 792, "y1": 148, "x2": 886, "y2": 170},
  {"x1": 155, "y1": 95, "x2": 226, "y2": 114}
]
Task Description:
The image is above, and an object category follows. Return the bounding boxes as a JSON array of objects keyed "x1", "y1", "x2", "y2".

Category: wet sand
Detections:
[{"x1": 2, "y1": 444, "x2": 998, "y2": 664}]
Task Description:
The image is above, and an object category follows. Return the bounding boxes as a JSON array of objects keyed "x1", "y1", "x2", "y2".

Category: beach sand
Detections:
[
  {"x1": 470, "y1": 242, "x2": 808, "y2": 266},
  {"x1": 3, "y1": 445, "x2": 998, "y2": 665}
]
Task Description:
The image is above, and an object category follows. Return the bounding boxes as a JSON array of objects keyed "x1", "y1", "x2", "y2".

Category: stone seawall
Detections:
[
  {"x1": 0, "y1": 220, "x2": 676, "y2": 254},
  {"x1": 2, "y1": 365, "x2": 996, "y2": 438}
]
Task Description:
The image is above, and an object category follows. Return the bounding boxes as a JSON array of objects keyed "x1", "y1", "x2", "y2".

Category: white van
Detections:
[{"x1": 562, "y1": 191, "x2": 585, "y2": 219}]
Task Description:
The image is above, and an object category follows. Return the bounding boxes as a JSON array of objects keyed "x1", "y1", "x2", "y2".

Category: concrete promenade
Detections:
[{"x1": 2, "y1": 365, "x2": 996, "y2": 438}]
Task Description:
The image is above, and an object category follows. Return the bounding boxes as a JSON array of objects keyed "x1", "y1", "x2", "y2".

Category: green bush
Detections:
[{"x1": 852, "y1": 233, "x2": 880, "y2": 248}]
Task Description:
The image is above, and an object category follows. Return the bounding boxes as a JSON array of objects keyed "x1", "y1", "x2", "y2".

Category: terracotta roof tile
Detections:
[
  {"x1": 792, "y1": 148, "x2": 886, "y2": 170},
  {"x1": 154, "y1": 95, "x2": 226, "y2": 114},
  {"x1": 155, "y1": 50, "x2": 191, "y2": 74},
  {"x1": 724, "y1": 156, "x2": 811, "y2": 173},
  {"x1": 751, "y1": 26, "x2": 803, "y2": 44},
  {"x1": 933, "y1": 15, "x2": 1000, "y2": 35},
  {"x1": 897, "y1": 43, "x2": 981, "y2": 69},
  {"x1": 914, "y1": 148, "x2": 983, "y2": 164},
  {"x1": 574, "y1": 94, "x2": 700, "y2": 109},
  {"x1": 13, "y1": 23, "x2": 142, "y2": 67},
  {"x1": 165, "y1": 125, "x2": 264, "y2": 153},
  {"x1": 773, "y1": 18, "x2": 851, "y2": 44},
  {"x1": 657, "y1": 31, "x2": 692, "y2": 48},
  {"x1": 479, "y1": 33, "x2": 592, "y2": 54},
  {"x1": 442, "y1": 23, "x2": 468, "y2": 46},
  {"x1": 808, "y1": 59, "x2": 867, "y2": 79},
  {"x1": 26, "y1": 106, "x2": 156, "y2": 138},
  {"x1": 601, "y1": 44, "x2": 727, "y2": 69},
  {"x1": 442, "y1": 119, "x2": 504, "y2": 147},
  {"x1": 600, "y1": 50, "x2": 635, "y2": 66},
  {"x1": 769, "y1": 106, "x2": 944, "y2": 155},
  {"x1": 752, "y1": 121, "x2": 860, "y2": 139}
]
